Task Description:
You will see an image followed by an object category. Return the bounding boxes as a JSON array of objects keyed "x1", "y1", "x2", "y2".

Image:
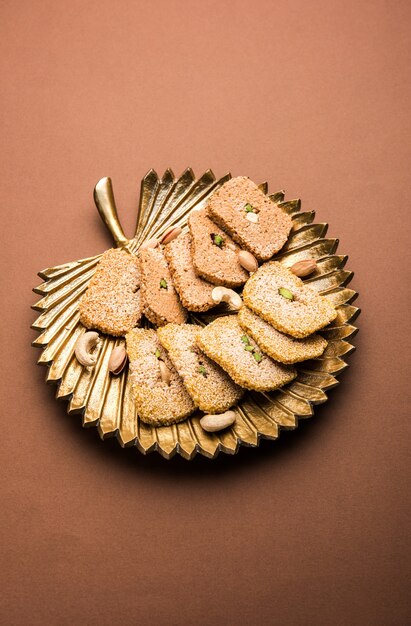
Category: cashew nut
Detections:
[
  {"x1": 211, "y1": 286, "x2": 243, "y2": 310},
  {"x1": 160, "y1": 226, "x2": 182, "y2": 245},
  {"x1": 238, "y1": 250, "x2": 258, "y2": 273},
  {"x1": 140, "y1": 237, "x2": 160, "y2": 250},
  {"x1": 159, "y1": 360, "x2": 171, "y2": 386},
  {"x1": 108, "y1": 345, "x2": 127, "y2": 375},
  {"x1": 246, "y1": 212, "x2": 259, "y2": 223},
  {"x1": 75, "y1": 331, "x2": 100, "y2": 367},
  {"x1": 200, "y1": 410, "x2": 236, "y2": 432}
]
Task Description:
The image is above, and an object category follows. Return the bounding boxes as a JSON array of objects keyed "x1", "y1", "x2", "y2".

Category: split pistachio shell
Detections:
[
  {"x1": 108, "y1": 345, "x2": 127, "y2": 375},
  {"x1": 75, "y1": 331, "x2": 100, "y2": 367},
  {"x1": 159, "y1": 360, "x2": 171, "y2": 386},
  {"x1": 140, "y1": 237, "x2": 160, "y2": 250},
  {"x1": 160, "y1": 226, "x2": 182, "y2": 245},
  {"x1": 211, "y1": 286, "x2": 242, "y2": 310},
  {"x1": 238, "y1": 250, "x2": 258, "y2": 273},
  {"x1": 200, "y1": 411, "x2": 236, "y2": 432}
]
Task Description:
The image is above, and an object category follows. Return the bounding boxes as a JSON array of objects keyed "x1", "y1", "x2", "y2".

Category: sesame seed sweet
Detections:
[
  {"x1": 163, "y1": 232, "x2": 217, "y2": 312},
  {"x1": 238, "y1": 306, "x2": 328, "y2": 364},
  {"x1": 79, "y1": 248, "x2": 142, "y2": 336},
  {"x1": 139, "y1": 247, "x2": 187, "y2": 326},
  {"x1": 196, "y1": 316, "x2": 296, "y2": 392},
  {"x1": 243, "y1": 261, "x2": 337, "y2": 338},
  {"x1": 188, "y1": 208, "x2": 249, "y2": 287},
  {"x1": 206, "y1": 176, "x2": 292, "y2": 261},
  {"x1": 126, "y1": 328, "x2": 196, "y2": 426},
  {"x1": 157, "y1": 323, "x2": 244, "y2": 414}
]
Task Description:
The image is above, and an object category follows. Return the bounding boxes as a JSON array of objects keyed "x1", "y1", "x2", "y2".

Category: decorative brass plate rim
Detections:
[{"x1": 31, "y1": 169, "x2": 360, "y2": 460}]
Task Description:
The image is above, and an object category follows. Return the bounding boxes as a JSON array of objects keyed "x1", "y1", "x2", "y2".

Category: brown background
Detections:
[{"x1": 1, "y1": 1, "x2": 410, "y2": 624}]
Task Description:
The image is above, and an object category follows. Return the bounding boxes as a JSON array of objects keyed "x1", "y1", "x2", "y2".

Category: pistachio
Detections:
[
  {"x1": 278, "y1": 287, "x2": 294, "y2": 300},
  {"x1": 210, "y1": 233, "x2": 224, "y2": 247},
  {"x1": 198, "y1": 365, "x2": 207, "y2": 377},
  {"x1": 74, "y1": 331, "x2": 100, "y2": 367},
  {"x1": 200, "y1": 410, "x2": 236, "y2": 433},
  {"x1": 241, "y1": 335, "x2": 250, "y2": 344},
  {"x1": 211, "y1": 286, "x2": 242, "y2": 310},
  {"x1": 140, "y1": 237, "x2": 160, "y2": 250},
  {"x1": 246, "y1": 212, "x2": 259, "y2": 224},
  {"x1": 244, "y1": 203, "x2": 254, "y2": 212},
  {"x1": 290, "y1": 259, "x2": 317, "y2": 277},
  {"x1": 253, "y1": 352, "x2": 262, "y2": 363},
  {"x1": 108, "y1": 345, "x2": 127, "y2": 375},
  {"x1": 245, "y1": 345, "x2": 254, "y2": 352},
  {"x1": 160, "y1": 226, "x2": 182, "y2": 245},
  {"x1": 238, "y1": 250, "x2": 258, "y2": 272},
  {"x1": 159, "y1": 360, "x2": 171, "y2": 386},
  {"x1": 159, "y1": 278, "x2": 168, "y2": 289},
  {"x1": 155, "y1": 348, "x2": 161, "y2": 359}
]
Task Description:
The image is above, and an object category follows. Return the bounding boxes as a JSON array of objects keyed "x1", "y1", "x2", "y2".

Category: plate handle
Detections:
[{"x1": 94, "y1": 177, "x2": 129, "y2": 247}]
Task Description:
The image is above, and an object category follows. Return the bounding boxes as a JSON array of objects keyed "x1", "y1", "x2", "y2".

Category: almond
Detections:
[
  {"x1": 108, "y1": 345, "x2": 127, "y2": 375},
  {"x1": 238, "y1": 250, "x2": 258, "y2": 273},
  {"x1": 140, "y1": 237, "x2": 159, "y2": 250},
  {"x1": 290, "y1": 259, "x2": 317, "y2": 277}
]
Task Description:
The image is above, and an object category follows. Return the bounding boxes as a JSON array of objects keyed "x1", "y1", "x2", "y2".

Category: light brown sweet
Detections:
[
  {"x1": 196, "y1": 316, "x2": 296, "y2": 392},
  {"x1": 238, "y1": 306, "x2": 328, "y2": 364},
  {"x1": 126, "y1": 328, "x2": 196, "y2": 426},
  {"x1": 188, "y1": 209, "x2": 249, "y2": 287},
  {"x1": 164, "y1": 232, "x2": 216, "y2": 312},
  {"x1": 139, "y1": 247, "x2": 187, "y2": 326},
  {"x1": 157, "y1": 323, "x2": 243, "y2": 414},
  {"x1": 243, "y1": 261, "x2": 337, "y2": 338},
  {"x1": 79, "y1": 248, "x2": 142, "y2": 337},
  {"x1": 206, "y1": 176, "x2": 293, "y2": 261}
]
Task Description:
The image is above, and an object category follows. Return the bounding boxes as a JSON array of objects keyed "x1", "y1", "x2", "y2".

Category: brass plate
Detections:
[{"x1": 31, "y1": 169, "x2": 359, "y2": 459}]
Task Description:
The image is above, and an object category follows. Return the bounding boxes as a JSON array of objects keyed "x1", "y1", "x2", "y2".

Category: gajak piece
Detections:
[
  {"x1": 139, "y1": 247, "x2": 187, "y2": 326},
  {"x1": 196, "y1": 316, "x2": 296, "y2": 392},
  {"x1": 79, "y1": 248, "x2": 142, "y2": 337},
  {"x1": 238, "y1": 306, "x2": 327, "y2": 364},
  {"x1": 188, "y1": 209, "x2": 248, "y2": 288},
  {"x1": 243, "y1": 261, "x2": 337, "y2": 338},
  {"x1": 206, "y1": 176, "x2": 292, "y2": 261},
  {"x1": 157, "y1": 323, "x2": 243, "y2": 414},
  {"x1": 126, "y1": 328, "x2": 195, "y2": 426},
  {"x1": 164, "y1": 231, "x2": 216, "y2": 312}
]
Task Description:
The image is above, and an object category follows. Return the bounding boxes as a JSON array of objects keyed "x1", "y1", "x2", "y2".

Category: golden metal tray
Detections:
[{"x1": 31, "y1": 169, "x2": 359, "y2": 459}]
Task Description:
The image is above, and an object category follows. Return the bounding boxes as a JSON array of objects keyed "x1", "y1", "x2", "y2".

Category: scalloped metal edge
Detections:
[{"x1": 31, "y1": 169, "x2": 360, "y2": 459}]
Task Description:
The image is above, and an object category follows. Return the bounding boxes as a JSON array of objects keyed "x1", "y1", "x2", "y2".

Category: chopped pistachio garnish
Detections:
[
  {"x1": 198, "y1": 365, "x2": 207, "y2": 377},
  {"x1": 278, "y1": 287, "x2": 294, "y2": 300},
  {"x1": 241, "y1": 335, "x2": 263, "y2": 361},
  {"x1": 210, "y1": 233, "x2": 224, "y2": 247},
  {"x1": 159, "y1": 278, "x2": 168, "y2": 289},
  {"x1": 155, "y1": 349, "x2": 161, "y2": 359},
  {"x1": 244, "y1": 203, "x2": 254, "y2": 213}
]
